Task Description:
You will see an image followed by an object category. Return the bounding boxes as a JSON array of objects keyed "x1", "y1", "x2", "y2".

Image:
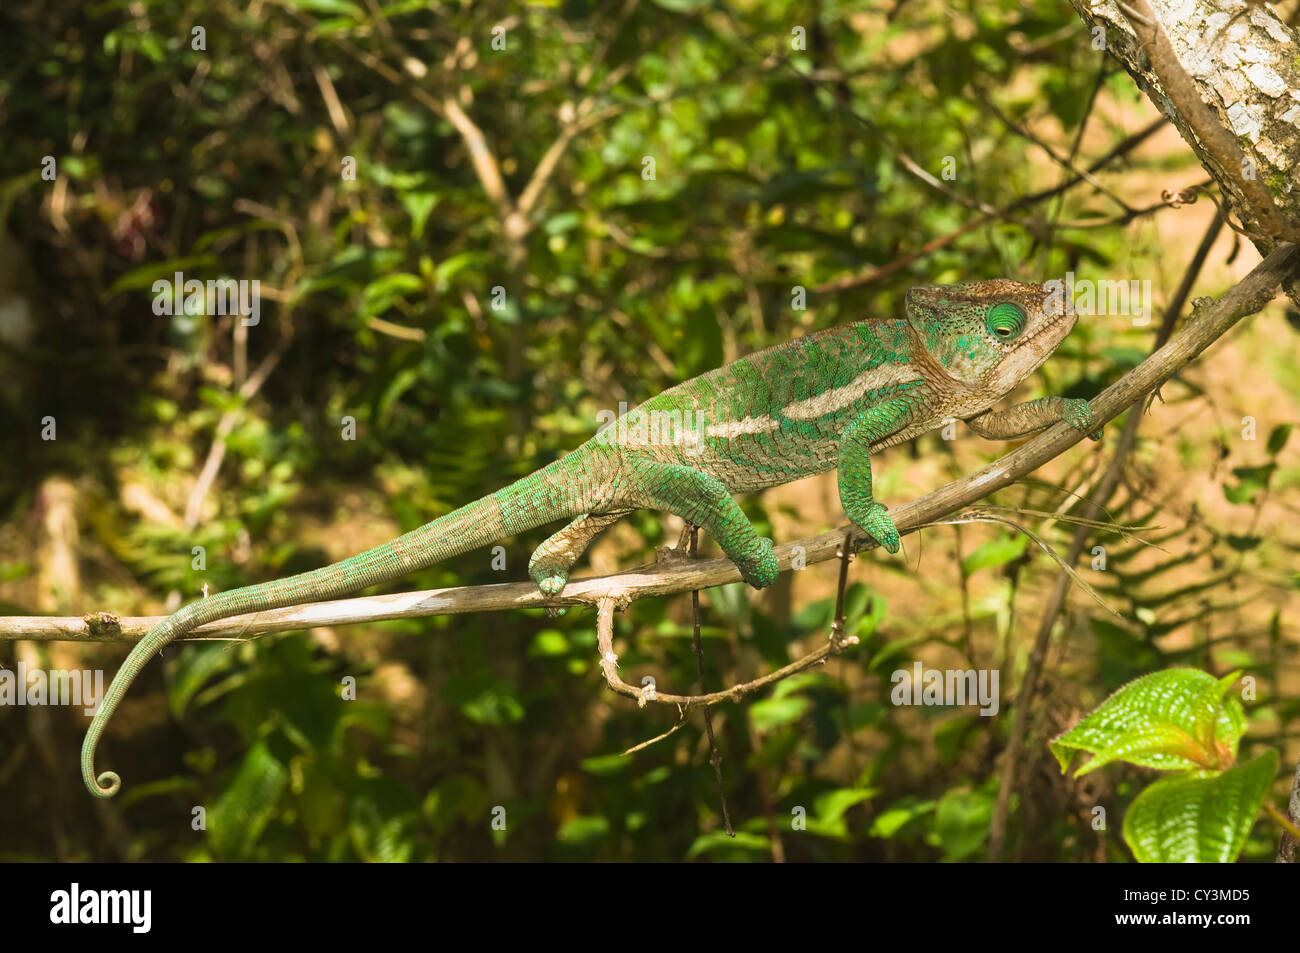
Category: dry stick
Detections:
[
  {"x1": 1117, "y1": 0, "x2": 1298, "y2": 245},
  {"x1": 8, "y1": 244, "x2": 1297, "y2": 649},
  {"x1": 688, "y1": 526, "x2": 733, "y2": 837},
  {"x1": 183, "y1": 340, "x2": 290, "y2": 528},
  {"x1": 593, "y1": 592, "x2": 858, "y2": 709},
  {"x1": 987, "y1": 210, "x2": 1226, "y2": 861},
  {"x1": 974, "y1": 87, "x2": 1135, "y2": 214},
  {"x1": 831, "y1": 531, "x2": 855, "y2": 644},
  {"x1": 1267, "y1": 801, "x2": 1300, "y2": 846}
]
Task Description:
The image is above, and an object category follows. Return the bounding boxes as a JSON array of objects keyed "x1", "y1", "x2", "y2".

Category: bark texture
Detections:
[{"x1": 1070, "y1": 0, "x2": 1300, "y2": 301}]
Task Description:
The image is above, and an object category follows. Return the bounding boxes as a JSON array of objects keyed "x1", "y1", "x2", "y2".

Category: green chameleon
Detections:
[{"x1": 82, "y1": 278, "x2": 1095, "y2": 798}]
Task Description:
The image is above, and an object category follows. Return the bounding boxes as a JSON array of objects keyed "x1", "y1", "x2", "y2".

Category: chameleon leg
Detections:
[
  {"x1": 622, "y1": 462, "x2": 779, "y2": 588},
  {"x1": 966, "y1": 396, "x2": 1100, "y2": 441},
  {"x1": 528, "y1": 510, "x2": 631, "y2": 596},
  {"x1": 838, "y1": 397, "x2": 924, "y2": 554}
]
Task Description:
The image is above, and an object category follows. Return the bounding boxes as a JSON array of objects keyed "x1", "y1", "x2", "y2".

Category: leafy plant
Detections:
[{"x1": 1051, "y1": 669, "x2": 1281, "y2": 862}]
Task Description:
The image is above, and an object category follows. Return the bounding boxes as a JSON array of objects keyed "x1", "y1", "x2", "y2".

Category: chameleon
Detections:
[{"x1": 82, "y1": 278, "x2": 1095, "y2": 798}]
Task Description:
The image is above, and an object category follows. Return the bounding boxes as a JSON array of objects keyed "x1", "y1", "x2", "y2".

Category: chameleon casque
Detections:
[{"x1": 82, "y1": 278, "x2": 1095, "y2": 798}]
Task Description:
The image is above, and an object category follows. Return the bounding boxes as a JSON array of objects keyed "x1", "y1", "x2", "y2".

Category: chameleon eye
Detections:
[{"x1": 986, "y1": 302, "x2": 1026, "y2": 341}]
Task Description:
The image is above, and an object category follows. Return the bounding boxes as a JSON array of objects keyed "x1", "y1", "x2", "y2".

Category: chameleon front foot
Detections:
[
  {"x1": 1063, "y1": 398, "x2": 1102, "y2": 441},
  {"x1": 736, "y1": 536, "x2": 779, "y2": 589},
  {"x1": 857, "y1": 502, "x2": 901, "y2": 554}
]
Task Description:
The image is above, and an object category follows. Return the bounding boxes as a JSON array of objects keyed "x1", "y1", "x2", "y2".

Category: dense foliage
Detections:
[{"x1": 1, "y1": 0, "x2": 1296, "y2": 861}]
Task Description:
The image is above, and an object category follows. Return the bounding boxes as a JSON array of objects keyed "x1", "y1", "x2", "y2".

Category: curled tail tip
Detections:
[
  {"x1": 83, "y1": 736, "x2": 121, "y2": 796},
  {"x1": 86, "y1": 769, "x2": 121, "y2": 799}
]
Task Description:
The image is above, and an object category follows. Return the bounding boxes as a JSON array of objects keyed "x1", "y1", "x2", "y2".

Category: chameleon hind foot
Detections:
[
  {"x1": 528, "y1": 565, "x2": 570, "y2": 616},
  {"x1": 531, "y1": 568, "x2": 569, "y2": 597},
  {"x1": 528, "y1": 510, "x2": 631, "y2": 605}
]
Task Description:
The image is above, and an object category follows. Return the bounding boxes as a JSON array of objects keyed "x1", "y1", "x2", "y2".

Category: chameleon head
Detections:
[{"x1": 904, "y1": 279, "x2": 1077, "y2": 395}]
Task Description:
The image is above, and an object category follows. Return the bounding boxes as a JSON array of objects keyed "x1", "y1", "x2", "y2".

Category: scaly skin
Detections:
[{"x1": 83, "y1": 278, "x2": 1094, "y2": 797}]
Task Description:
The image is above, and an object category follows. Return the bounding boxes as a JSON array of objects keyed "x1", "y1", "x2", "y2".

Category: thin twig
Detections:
[
  {"x1": 621, "y1": 714, "x2": 687, "y2": 756},
  {"x1": 1265, "y1": 800, "x2": 1300, "y2": 845},
  {"x1": 813, "y1": 118, "x2": 1168, "y2": 294},
  {"x1": 688, "y1": 526, "x2": 733, "y2": 836}
]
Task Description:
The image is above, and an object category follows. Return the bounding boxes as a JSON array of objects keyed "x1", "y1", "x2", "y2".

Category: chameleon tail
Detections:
[{"x1": 83, "y1": 457, "x2": 588, "y2": 798}]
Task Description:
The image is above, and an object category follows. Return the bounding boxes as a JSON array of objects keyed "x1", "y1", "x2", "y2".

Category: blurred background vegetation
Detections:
[{"x1": 1, "y1": 0, "x2": 1297, "y2": 861}]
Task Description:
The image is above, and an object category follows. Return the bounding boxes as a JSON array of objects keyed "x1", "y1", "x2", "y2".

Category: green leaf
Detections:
[
  {"x1": 868, "y1": 635, "x2": 927, "y2": 672},
  {"x1": 543, "y1": 211, "x2": 582, "y2": 236},
  {"x1": 1225, "y1": 535, "x2": 1262, "y2": 552},
  {"x1": 934, "y1": 714, "x2": 980, "y2": 764},
  {"x1": 869, "y1": 796, "x2": 936, "y2": 838},
  {"x1": 1223, "y1": 464, "x2": 1275, "y2": 504},
  {"x1": 648, "y1": 0, "x2": 710, "y2": 10},
  {"x1": 208, "y1": 739, "x2": 288, "y2": 857},
  {"x1": 686, "y1": 830, "x2": 770, "y2": 860},
  {"x1": 285, "y1": 0, "x2": 364, "y2": 16},
  {"x1": 1266, "y1": 423, "x2": 1292, "y2": 456},
  {"x1": 748, "y1": 695, "x2": 812, "y2": 733},
  {"x1": 349, "y1": 777, "x2": 421, "y2": 862},
  {"x1": 400, "y1": 191, "x2": 439, "y2": 240},
  {"x1": 557, "y1": 815, "x2": 610, "y2": 847},
  {"x1": 810, "y1": 787, "x2": 877, "y2": 837},
  {"x1": 528, "y1": 629, "x2": 570, "y2": 657},
  {"x1": 359, "y1": 272, "x2": 423, "y2": 319},
  {"x1": 107, "y1": 255, "x2": 221, "y2": 295},
  {"x1": 116, "y1": 775, "x2": 196, "y2": 810},
  {"x1": 1050, "y1": 669, "x2": 1245, "y2": 777},
  {"x1": 457, "y1": 686, "x2": 525, "y2": 726},
  {"x1": 579, "y1": 753, "x2": 628, "y2": 776},
  {"x1": 168, "y1": 643, "x2": 241, "y2": 718},
  {"x1": 930, "y1": 785, "x2": 996, "y2": 861},
  {"x1": 1123, "y1": 751, "x2": 1278, "y2": 863},
  {"x1": 433, "y1": 251, "x2": 489, "y2": 289},
  {"x1": 771, "y1": 671, "x2": 841, "y2": 699}
]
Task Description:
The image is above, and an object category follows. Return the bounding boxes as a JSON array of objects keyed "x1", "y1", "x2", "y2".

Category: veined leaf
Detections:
[
  {"x1": 1123, "y1": 751, "x2": 1277, "y2": 863},
  {"x1": 1050, "y1": 669, "x2": 1245, "y2": 776}
]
